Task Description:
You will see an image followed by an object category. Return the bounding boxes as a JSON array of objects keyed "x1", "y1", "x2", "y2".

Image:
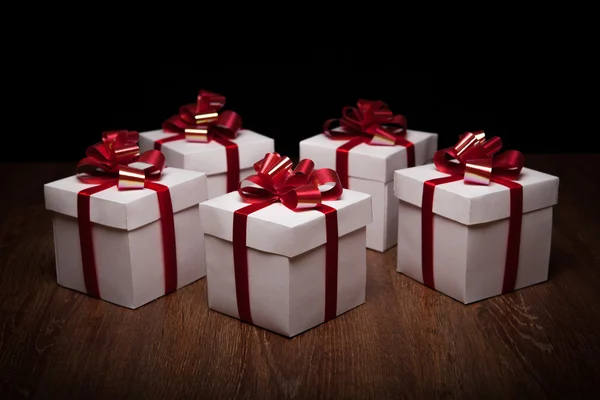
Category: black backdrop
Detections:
[{"x1": 17, "y1": 63, "x2": 576, "y2": 162}]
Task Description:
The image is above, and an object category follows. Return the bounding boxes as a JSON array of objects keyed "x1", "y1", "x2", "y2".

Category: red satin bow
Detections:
[
  {"x1": 77, "y1": 130, "x2": 166, "y2": 189},
  {"x1": 433, "y1": 130, "x2": 525, "y2": 185},
  {"x1": 323, "y1": 99, "x2": 408, "y2": 146},
  {"x1": 162, "y1": 89, "x2": 242, "y2": 143},
  {"x1": 238, "y1": 153, "x2": 343, "y2": 209}
]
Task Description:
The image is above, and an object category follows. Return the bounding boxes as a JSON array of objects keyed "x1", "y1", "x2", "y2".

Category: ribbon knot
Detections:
[
  {"x1": 116, "y1": 158, "x2": 165, "y2": 190},
  {"x1": 77, "y1": 131, "x2": 166, "y2": 189},
  {"x1": 325, "y1": 99, "x2": 408, "y2": 146},
  {"x1": 238, "y1": 153, "x2": 343, "y2": 210},
  {"x1": 433, "y1": 130, "x2": 525, "y2": 185},
  {"x1": 163, "y1": 89, "x2": 242, "y2": 143}
]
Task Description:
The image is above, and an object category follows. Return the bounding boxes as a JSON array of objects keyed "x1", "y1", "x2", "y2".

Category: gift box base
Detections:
[
  {"x1": 51, "y1": 205, "x2": 207, "y2": 309},
  {"x1": 396, "y1": 200, "x2": 552, "y2": 304},
  {"x1": 205, "y1": 227, "x2": 367, "y2": 338}
]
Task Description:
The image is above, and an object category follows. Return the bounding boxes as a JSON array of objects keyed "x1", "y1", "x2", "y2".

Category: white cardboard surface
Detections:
[
  {"x1": 139, "y1": 129, "x2": 275, "y2": 176},
  {"x1": 199, "y1": 189, "x2": 373, "y2": 258},
  {"x1": 52, "y1": 205, "x2": 206, "y2": 309},
  {"x1": 206, "y1": 222, "x2": 367, "y2": 337},
  {"x1": 206, "y1": 167, "x2": 254, "y2": 200},
  {"x1": 345, "y1": 177, "x2": 397, "y2": 252},
  {"x1": 396, "y1": 201, "x2": 553, "y2": 304},
  {"x1": 44, "y1": 167, "x2": 207, "y2": 231},
  {"x1": 299, "y1": 130, "x2": 438, "y2": 183},
  {"x1": 394, "y1": 164, "x2": 560, "y2": 225}
]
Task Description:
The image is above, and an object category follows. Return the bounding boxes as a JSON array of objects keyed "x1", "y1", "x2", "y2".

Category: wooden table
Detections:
[{"x1": 1, "y1": 154, "x2": 599, "y2": 399}]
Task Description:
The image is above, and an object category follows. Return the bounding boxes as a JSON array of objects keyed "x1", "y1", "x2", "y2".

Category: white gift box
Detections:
[
  {"x1": 139, "y1": 129, "x2": 274, "y2": 199},
  {"x1": 199, "y1": 189, "x2": 373, "y2": 337},
  {"x1": 299, "y1": 130, "x2": 438, "y2": 252},
  {"x1": 44, "y1": 165, "x2": 208, "y2": 309},
  {"x1": 393, "y1": 164, "x2": 559, "y2": 304}
]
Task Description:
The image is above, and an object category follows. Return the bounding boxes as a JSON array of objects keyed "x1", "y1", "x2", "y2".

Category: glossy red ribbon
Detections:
[
  {"x1": 155, "y1": 89, "x2": 242, "y2": 193},
  {"x1": 421, "y1": 131, "x2": 525, "y2": 294},
  {"x1": 323, "y1": 100, "x2": 414, "y2": 188},
  {"x1": 233, "y1": 153, "x2": 343, "y2": 324},
  {"x1": 76, "y1": 131, "x2": 178, "y2": 299}
]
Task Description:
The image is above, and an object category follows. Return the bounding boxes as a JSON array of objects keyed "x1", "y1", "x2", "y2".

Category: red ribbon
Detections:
[
  {"x1": 155, "y1": 89, "x2": 242, "y2": 193},
  {"x1": 76, "y1": 130, "x2": 178, "y2": 299},
  {"x1": 323, "y1": 100, "x2": 414, "y2": 188},
  {"x1": 233, "y1": 153, "x2": 343, "y2": 324},
  {"x1": 421, "y1": 131, "x2": 525, "y2": 293}
]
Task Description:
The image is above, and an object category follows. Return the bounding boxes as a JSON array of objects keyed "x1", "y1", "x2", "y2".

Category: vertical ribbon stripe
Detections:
[
  {"x1": 421, "y1": 175, "x2": 524, "y2": 293},
  {"x1": 76, "y1": 181, "x2": 178, "y2": 298},
  {"x1": 232, "y1": 202, "x2": 340, "y2": 325},
  {"x1": 394, "y1": 136, "x2": 416, "y2": 168},
  {"x1": 335, "y1": 136, "x2": 415, "y2": 189},
  {"x1": 212, "y1": 136, "x2": 241, "y2": 193},
  {"x1": 232, "y1": 202, "x2": 273, "y2": 323},
  {"x1": 145, "y1": 181, "x2": 178, "y2": 294},
  {"x1": 318, "y1": 204, "x2": 339, "y2": 322},
  {"x1": 421, "y1": 175, "x2": 463, "y2": 288},
  {"x1": 335, "y1": 138, "x2": 364, "y2": 189},
  {"x1": 77, "y1": 182, "x2": 117, "y2": 298},
  {"x1": 492, "y1": 177, "x2": 523, "y2": 294}
]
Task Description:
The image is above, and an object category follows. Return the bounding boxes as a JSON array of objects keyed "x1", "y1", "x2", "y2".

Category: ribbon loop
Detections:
[
  {"x1": 434, "y1": 130, "x2": 524, "y2": 185},
  {"x1": 311, "y1": 168, "x2": 344, "y2": 200},
  {"x1": 162, "y1": 89, "x2": 242, "y2": 143},
  {"x1": 113, "y1": 144, "x2": 140, "y2": 163},
  {"x1": 197, "y1": 89, "x2": 226, "y2": 111},
  {"x1": 138, "y1": 149, "x2": 166, "y2": 177},
  {"x1": 280, "y1": 184, "x2": 322, "y2": 210},
  {"x1": 84, "y1": 130, "x2": 140, "y2": 173},
  {"x1": 294, "y1": 159, "x2": 314, "y2": 177},
  {"x1": 239, "y1": 153, "x2": 342, "y2": 211},
  {"x1": 77, "y1": 132, "x2": 165, "y2": 188},
  {"x1": 260, "y1": 153, "x2": 293, "y2": 178},
  {"x1": 325, "y1": 99, "x2": 407, "y2": 146}
]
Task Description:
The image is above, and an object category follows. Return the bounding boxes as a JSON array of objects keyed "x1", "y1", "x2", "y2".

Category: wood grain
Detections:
[{"x1": 1, "y1": 155, "x2": 599, "y2": 399}]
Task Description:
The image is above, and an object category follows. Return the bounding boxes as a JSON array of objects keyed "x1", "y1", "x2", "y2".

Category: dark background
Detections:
[{"x1": 13, "y1": 61, "x2": 578, "y2": 162}]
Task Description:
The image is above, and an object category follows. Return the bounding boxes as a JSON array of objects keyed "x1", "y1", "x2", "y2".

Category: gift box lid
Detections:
[
  {"x1": 44, "y1": 164, "x2": 207, "y2": 231},
  {"x1": 199, "y1": 189, "x2": 373, "y2": 258},
  {"x1": 393, "y1": 163, "x2": 559, "y2": 226},
  {"x1": 299, "y1": 130, "x2": 438, "y2": 183},
  {"x1": 138, "y1": 129, "x2": 274, "y2": 175}
]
